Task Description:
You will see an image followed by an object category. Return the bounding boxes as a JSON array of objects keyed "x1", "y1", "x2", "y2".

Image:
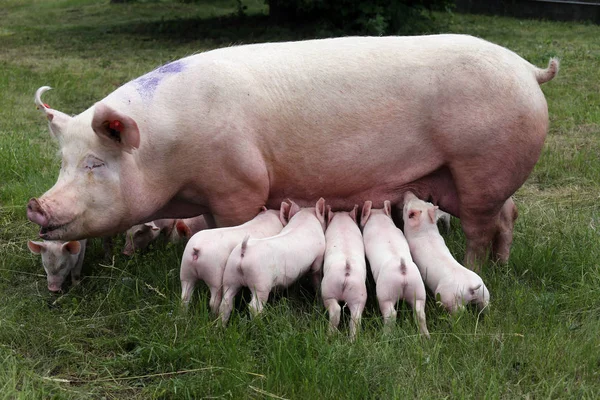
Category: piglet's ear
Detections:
[
  {"x1": 261, "y1": 206, "x2": 268, "y2": 212},
  {"x1": 384, "y1": 200, "x2": 392, "y2": 217},
  {"x1": 326, "y1": 205, "x2": 334, "y2": 226},
  {"x1": 62, "y1": 241, "x2": 81, "y2": 255},
  {"x1": 175, "y1": 220, "x2": 192, "y2": 239},
  {"x1": 315, "y1": 198, "x2": 326, "y2": 225},
  {"x1": 287, "y1": 199, "x2": 301, "y2": 221},
  {"x1": 360, "y1": 201, "x2": 372, "y2": 229},
  {"x1": 279, "y1": 202, "x2": 290, "y2": 226},
  {"x1": 349, "y1": 204, "x2": 358, "y2": 224},
  {"x1": 408, "y1": 209, "x2": 422, "y2": 220},
  {"x1": 428, "y1": 206, "x2": 439, "y2": 224},
  {"x1": 147, "y1": 222, "x2": 160, "y2": 232},
  {"x1": 27, "y1": 240, "x2": 46, "y2": 254},
  {"x1": 92, "y1": 102, "x2": 140, "y2": 153}
]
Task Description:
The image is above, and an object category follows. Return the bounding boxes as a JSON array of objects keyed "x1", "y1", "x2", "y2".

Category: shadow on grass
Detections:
[{"x1": 111, "y1": 13, "x2": 336, "y2": 47}]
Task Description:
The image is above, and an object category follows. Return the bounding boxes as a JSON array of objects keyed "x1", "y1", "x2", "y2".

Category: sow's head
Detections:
[{"x1": 27, "y1": 87, "x2": 141, "y2": 240}]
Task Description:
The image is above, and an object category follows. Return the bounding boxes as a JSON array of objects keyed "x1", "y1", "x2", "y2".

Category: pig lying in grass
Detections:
[
  {"x1": 28, "y1": 239, "x2": 87, "y2": 292},
  {"x1": 220, "y1": 199, "x2": 327, "y2": 326},
  {"x1": 179, "y1": 207, "x2": 283, "y2": 313},
  {"x1": 361, "y1": 200, "x2": 429, "y2": 337},
  {"x1": 403, "y1": 192, "x2": 490, "y2": 313},
  {"x1": 322, "y1": 205, "x2": 367, "y2": 340}
]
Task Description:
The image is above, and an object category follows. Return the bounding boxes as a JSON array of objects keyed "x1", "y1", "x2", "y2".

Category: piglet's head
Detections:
[
  {"x1": 28, "y1": 87, "x2": 143, "y2": 241},
  {"x1": 360, "y1": 200, "x2": 391, "y2": 229},
  {"x1": 403, "y1": 192, "x2": 438, "y2": 230}
]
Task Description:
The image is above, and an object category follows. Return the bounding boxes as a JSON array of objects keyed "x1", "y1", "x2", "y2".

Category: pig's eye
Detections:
[{"x1": 84, "y1": 157, "x2": 105, "y2": 170}]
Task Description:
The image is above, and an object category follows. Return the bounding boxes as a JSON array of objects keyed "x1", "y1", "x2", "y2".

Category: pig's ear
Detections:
[
  {"x1": 261, "y1": 206, "x2": 268, "y2": 212},
  {"x1": 315, "y1": 198, "x2": 326, "y2": 225},
  {"x1": 287, "y1": 199, "x2": 301, "y2": 221},
  {"x1": 350, "y1": 204, "x2": 358, "y2": 224},
  {"x1": 326, "y1": 205, "x2": 334, "y2": 226},
  {"x1": 360, "y1": 201, "x2": 372, "y2": 228},
  {"x1": 279, "y1": 202, "x2": 290, "y2": 226},
  {"x1": 62, "y1": 241, "x2": 81, "y2": 255},
  {"x1": 146, "y1": 222, "x2": 160, "y2": 232},
  {"x1": 428, "y1": 206, "x2": 439, "y2": 224},
  {"x1": 35, "y1": 86, "x2": 72, "y2": 139},
  {"x1": 176, "y1": 220, "x2": 192, "y2": 238},
  {"x1": 383, "y1": 200, "x2": 392, "y2": 217},
  {"x1": 92, "y1": 102, "x2": 140, "y2": 153},
  {"x1": 27, "y1": 240, "x2": 46, "y2": 254},
  {"x1": 407, "y1": 209, "x2": 422, "y2": 225}
]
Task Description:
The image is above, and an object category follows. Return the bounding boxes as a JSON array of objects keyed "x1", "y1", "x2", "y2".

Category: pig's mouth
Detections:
[{"x1": 39, "y1": 222, "x2": 69, "y2": 239}]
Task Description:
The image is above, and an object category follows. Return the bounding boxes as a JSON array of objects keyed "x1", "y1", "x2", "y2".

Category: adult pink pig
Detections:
[{"x1": 27, "y1": 35, "x2": 558, "y2": 269}]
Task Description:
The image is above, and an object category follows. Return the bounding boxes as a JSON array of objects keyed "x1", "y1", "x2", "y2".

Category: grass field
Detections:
[{"x1": 1, "y1": 0, "x2": 599, "y2": 398}]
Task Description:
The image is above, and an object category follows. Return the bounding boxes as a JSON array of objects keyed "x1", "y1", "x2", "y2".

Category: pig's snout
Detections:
[
  {"x1": 122, "y1": 247, "x2": 134, "y2": 256},
  {"x1": 27, "y1": 198, "x2": 49, "y2": 227},
  {"x1": 47, "y1": 282, "x2": 63, "y2": 292}
]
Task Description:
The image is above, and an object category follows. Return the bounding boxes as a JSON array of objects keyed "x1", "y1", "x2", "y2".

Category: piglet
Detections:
[
  {"x1": 322, "y1": 205, "x2": 367, "y2": 340},
  {"x1": 28, "y1": 239, "x2": 87, "y2": 292},
  {"x1": 220, "y1": 198, "x2": 327, "y2": 326},
  {"x1": 122, "y1": 219, "x2": 177, "y2": 256},
  {"x1": 403, "y1": 191, "x2": 490, "y2": 313},
  {"x1": 174, "y1": 215, "x2": 209, "y2": 240},
  {"x1": 179, "y1": 207, "x2": 284, "y2": 313},
  {"x1": 361, "y1": 200, "x2": 429, "y2": 337}
]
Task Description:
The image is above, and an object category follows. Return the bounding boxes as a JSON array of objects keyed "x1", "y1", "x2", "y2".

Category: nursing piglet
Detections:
[
  {"x1": 220, "y1": 198, "x2": 327, "y2": 326},
  {"x1": 361, "y1": 201, "x2": 429, "y2": 337},
  {"x1": 28, "y1": 239, "x2": 87, "y2": 292},
  {"x1": 122, "y1": 219, "x2": 177, "y2": 256},
  {"x1": 179, "y1": 207, "x2": 283, "y2": 313},
  {"x1": 174, "y1": 215, "x2": 209, "y2": 240},
  {"x1": 322, "y1": 205, "x2": 367, "y2": 340},
  {"x1": 403, "y1": 192, "x2": 490, "y2": 313}
]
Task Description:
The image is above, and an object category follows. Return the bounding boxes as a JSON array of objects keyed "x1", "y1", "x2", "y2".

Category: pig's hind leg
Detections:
[
  {"x1": 323, "y1": 298, "x2": 341, "y2": 334},
  {"x1": 248, "y1": 288, "x2": 270, "y2": 318},
  {"x1": 219, "y1": 283, "x2": 242, "y2": 326}
]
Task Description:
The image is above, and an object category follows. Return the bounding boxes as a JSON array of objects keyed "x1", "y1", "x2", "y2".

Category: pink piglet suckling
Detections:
[
  {"x1": 220, "y1": 198, "x2": 327, "y2": 326},
  {"x1": 179, "y1": 207, "x2": 284, "y2": 313},
  {"x1": 402, "y1": 191, "x2": 490, "y2": 313},
  {"x1": 321, "y1": 205, "x2": 367, "y2": 340},
  {"x1": 361, "y1": 200, "x2": 429, "y2": 337}
]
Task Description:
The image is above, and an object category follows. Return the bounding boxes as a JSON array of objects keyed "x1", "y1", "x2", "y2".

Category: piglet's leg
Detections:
[
  {"x1": 219, "y1": 284, "x2": 241, "y2": 326},
  {"x1": 413, "y1": 299, "x2": 430, "y2": 339},
  {"x1": 248, "y1": 289, "x2": 270, "y2": 318},
  {"x1": 379, "y1": 300, "x2": 397, "y2": 333},
  {"x1": 180, "y1": 279, "x2": 196, "y2": 308},
  {"x1": 348, "y1": 302, "x2": 365, "y2": 342},
  {"x1": 324, "y1": 298, "x2": 341, "y2": 334},
  {"x1": 208, "y1": 286, "x2": 223, "y2": 315}
]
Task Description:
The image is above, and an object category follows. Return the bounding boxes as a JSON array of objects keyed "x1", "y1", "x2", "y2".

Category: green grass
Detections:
[{"x1": 1, "y1": 1, "x2": 599, "y2": 398}]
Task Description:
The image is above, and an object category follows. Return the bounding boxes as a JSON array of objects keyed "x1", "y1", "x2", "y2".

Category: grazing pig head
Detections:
[
  {"x1": 28, "y1": 239, "x2": 81, "y2": 292},
  {"x1": 27, "y1": 87, "x2": 141, "y2": 240}
]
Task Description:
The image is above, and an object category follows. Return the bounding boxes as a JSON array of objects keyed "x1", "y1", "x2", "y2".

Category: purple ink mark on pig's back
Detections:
[{"x1": 134, "y1": 60, "x2": 187, "y2": 101}]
